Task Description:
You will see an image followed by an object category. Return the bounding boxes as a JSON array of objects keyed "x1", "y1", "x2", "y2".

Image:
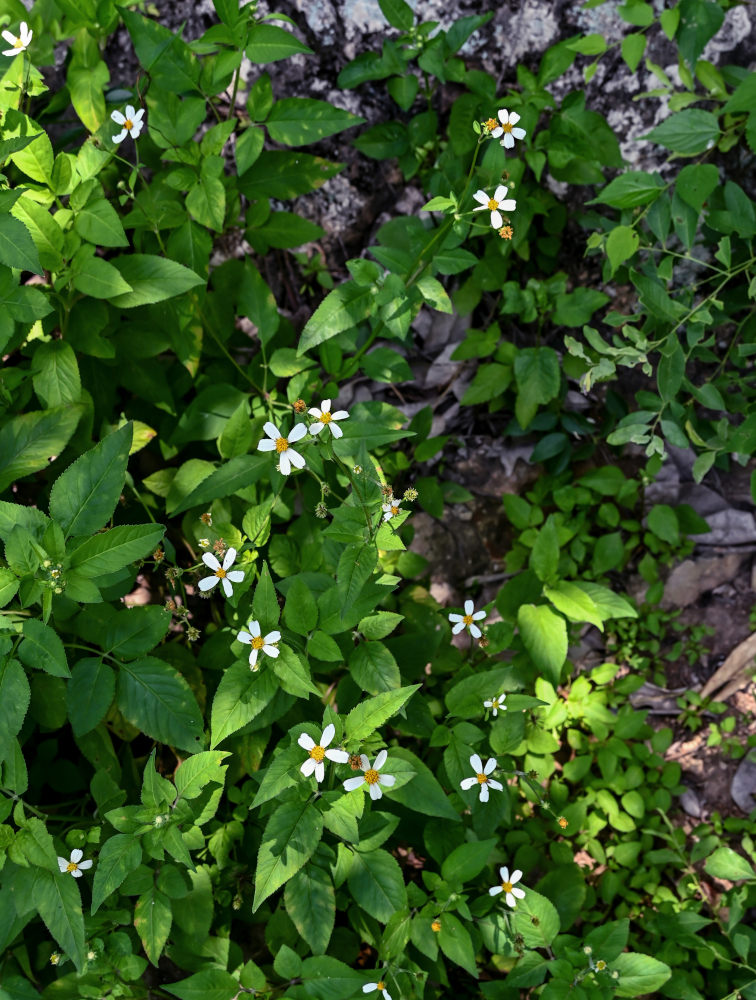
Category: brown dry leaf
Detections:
[{"x1": 700, "y1": 631, "x2": 756, "y2": 700}]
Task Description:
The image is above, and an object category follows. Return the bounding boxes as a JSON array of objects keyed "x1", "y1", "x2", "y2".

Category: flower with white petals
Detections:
[
  {"x1": 309, "y1": 399, "x2": 349, "y2": 438},
  {"x1": 2, "y1": 22, "x2": 32, "y2": 56},
  {"x1": 257, "y1": 421, "x2": 307, "y2": 475},
  {"x1": 111, "y1": 105, "x2": 145, "y2": 144},
  {"x1": 382, "y1": 497, "x2": 402, "y2": 522},
  {"x1": 459, "y1": 754, "x2": 503, "y2": 803},
  {"x1": 484, "y1": 693, "x2": 507, "y2": 717},
  {"x1": 298, "y1": 723, "x2": 349, "y2": 782},
  {"x1": 237, "y1": 618, "x2": 280, "y2": 670},
  {"x1": 472, "y1": 184, "x2": 516, "y2": 229},
  {"x1": 491, "y1": 109, "x2": 527, "y2": 149},
  {"x1": 57, "y1": 849, "x2": 93, "y2": 878},
  {"x1": 199, "y1": 547, "x2": 244, "y2": 598},
  {"x1": 448, "y1": 599, "x2": 486, "y2": 638},
  {"x1": 343, "y1": 750, "x2": 395, "y2": 800},
  {"x1": 363, "y1": 981, "x2": 392, "y2": 1000},
  {"x1": 489, "y1": 865, "x2": 526, "y2": 907}
]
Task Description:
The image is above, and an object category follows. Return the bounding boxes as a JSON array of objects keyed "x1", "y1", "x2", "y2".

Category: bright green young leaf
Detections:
[
  {"x1": 705, "y1": 846, "x2": 756, "y2": 882},
  {"x1": 517, "y1": 605, "x2": 568, "y2": 686},
  {"x1": 266, "y1": 98, "x2": 364, "y2": 146},
  {"x1": 345, "y1": 685, "x2": 420, "y2": 743},
  {"x1": 379, "y1": 0, "x2": 414, "y2": 30},
  {"x1": 297, "y1": 281, "x2": 376, "y2": 355},
  {"x1": 613, "y1": 952, "x2": 672, "y2": 997},
  {"x1": 512, "y1": 890, "x2": 561, "y2": 949},
  {"x1": 109, "y1": 255, "x2": 204, "y2": 307},
  {"x1": 74, "y1": 198, "x2": 129, "y2": 247},
  {"x1": 31, "y1": 341, "x2": 81, "y2": 408},
  {"x1": 606, "y1": 225, "x2": 639, "y2": 274},
  {"x1": 72, "y1": 256, "x2": 133, "y2": 298},
  {"x1": 437, "y1": 911, "x2": 478, "y2": 978},
  {"x1": 0, "y1": 214, "x2": 43, "y2": 275},
  {"x1": 544, "y1": 581, "x2": 603, "y2": 629}
]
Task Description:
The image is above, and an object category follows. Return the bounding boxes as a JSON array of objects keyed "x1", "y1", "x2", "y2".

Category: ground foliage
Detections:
[{"x1": 0, "y1": 0, "x2": 756, "y2": 998}]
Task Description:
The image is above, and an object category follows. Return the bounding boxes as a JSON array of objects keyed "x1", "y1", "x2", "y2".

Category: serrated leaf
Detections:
[
  {"x1": 117, "y1": 656, "x2": 204, "y2": 753},
  {"x1": 90, "y1": 834, "x2": 142, "y2": 914},
  {"x1": 66, "y1": 658, "x2": 115, "y2": 736},
  {"x1": 210, "y1": 661, "x2": 277, "y2": 748},
  {"x1": 134, "y1": 885, "x2": 172, "y2": 965},
  {"x1": 517, "y1": 605, "x2": 568, "y2": 687},
  {"x1": 32, "y1": 868, "x2": 86, "y2": 971},
  {"x1": 18, "y1": 620, "x2": 69, "y2": 677},
  {"x1": 284, "y1": 864, "x2": 335, "y2": 955},
  {"x1": 344, "y1": 685, "x2": 420, "y2": 742},
  {"x1": 253, "y1": 798, "x2": 323, "y2": 911},
  {"x1": 175, "y1": 751, "x2": 231, "y2": 800},
  {"x1": 348, "y1": 848, "x2": 406, "y2": 922}
]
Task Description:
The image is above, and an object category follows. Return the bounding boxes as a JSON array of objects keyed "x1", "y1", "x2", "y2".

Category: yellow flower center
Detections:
[
  {"x1": 501, "y1": 880, "x2": 513, "y2": 893},
  {"x1": 321, "y1": 412, "x2": 332, "y2": 423},
  {"x1": 124, "y1": 119, "x2": 133, "y2": 131},
  {"x1": 596, "y1": 960, "x2": 606, "y2": 971},
  {"x1": 364, "y1": 768, "x2": 380, "y2": 784},
  {"x1": 501, "y1": 121, "x2": 513, "y2": 133},
  {"x1": 275, "y1": 436, "x2": 289, "y2": 453},
  {"x1": 66, "y1": 862, "x2": 78, "y2": 872},
  {"x1": 391, "y1": 505, "x2": 399, "y2": 516},
  {"x1": 309, "y1": 745, "x2": 325, "y2": 761},
  {"x1": 492, "y1": 700, "x2": 499, "y2": 710},
  {"x1": 487, "y1": 198, "x2": 499, "y2": 211},
  {"x1": 476, "y1": 772, "x2": 488, "y2": 784},
  {"x1": 14, "y1": 38, "x2": 24, "y2": 48},
  {"x1": 462, "y1": 614, "x2": 474, "y2": 625},
  {"x1": 484, "y1": 118, "x2": 498, "y2": 130},
  {"x1": 252, "y1": 635, "x2": 264, "y2": 649},
  {"x1": 431, "y1": 920, "x2": 441, "y2": 932},
  {"x1": 376, "y1": 983, "x2": 385, "y2": 992},
  {"x1": 215, "y1": 567, "x2": 226, "y2": 578}
]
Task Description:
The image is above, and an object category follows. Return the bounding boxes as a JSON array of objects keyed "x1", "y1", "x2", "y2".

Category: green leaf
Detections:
[
  {"x1": 358, "y1": 611, "x2": 403, "y2": 640},
  {"x1": 705, "y1": 846, "x2": 756, "y2": 881},
  {"x1": 19, "y1": 620, "x2": 70, "y2": 678},
  {"x1": 621, "y1": 32, "x2": 646, "y2": 71},
  {"x1": 165, "y1": 970, "x2": 242, "y2": 1000},
  {"x1": 0, "y1": 406, "x2": 82, "y2": 494},
  {"x1": 675, "y1": 162, "x2": 719, "y2": 212},
  {"x1": 66, "y1": 658, "x2": 115, "y2": 736},
  {"x1": 168, "y1": 454, "x2": 268, "y2": 516},
  {"x1": 647, "y1": 503, "x2": 679, "y2": 545},
  {"x1": 117, "y1": 656, "x2": 204, "y2": 753},
  {"x1": 31, "y1": 341, "x2": 81, "y2": 408},
  {"x1": 273, "y1": 645, "x2": 319, "y2": 698},
  {"x1": 613, "y1": 952, "x2": 672, "y2": 997},
  {"x1": 722, "y1": 72, "x2": 756, "y2": 114},
  {"x1": 514, "y1": 347, "x2": 560, "y2": 428},
  {"x1": 103, "y1": 605, "x2": 171, "y2": 658},
  {"x1": 588, "y1": 170, "x2": 665, "y2": 209},
  {"x1": 252, "y1": 561, "x2": 280, "y2": 627},
  {"x1": 642, "y1": 109, "x2": 720, "y2": 155},
  {"x1": 573, "y1": 581, "x2": 637, "y2": 620},
  {"x1": 348, "y1": 848, "x2": 407, "y2": 922},
  {"x1": 345, "y1": 685, "x2": 420, "y2": 743},
  {"x1": 512, "y1": 889, "x2": 560, "y2": 949},
  {"x1": 72, "y1": 255, "x2": 133, "y2": 298},
  {"x1": 11, "y1": 196, "x2": 64, "y2": 271},
  {"x1": 441, "y1": 839, "x2": 497, "y2": 884},
  {"x1": 120, "y1": 8, "x2": 200, "y2": 93},
  {"x1": 239, "y1": 151, "x2": 344, "y2": 201},
  {"x1": 337, "y1": 542, "x2": 378, "y2": 616},
  {"x1": 530, "y1": 515, "x2": 559, "y2": 583},
  {"x1": 238, "y1": 260, "x2": 279, "y2": 345},
  {"x1": 437, "y1": 911, "x2": 478, "y2": 978},
  {"x1": 175, "y1": 751, "x2": 231, "y2": 800},
  {"x1": 297, "y1": 281, "x2": 375, "y2": 355},
  {"x1": 49, "y1": 423, "x2": 133, "y2": 538},
  {"x1": 68, "y1": 523, "x2": 165, "y2": 577},
  {"x1": 0, "y1": 566, "x2": 19, "y2": 608},
  {"x1": 283, "y1": 577, "x2": 319, "y2": 635},
  {"x1": 210, "y1": 661, "x2": 277, "y2": 748},
  {"x1": 657, "y1": 340, "x2": 685, "y2": 402},
  {"x1": 553, "y1": 287, "x2": 609, "y2": 327},
  {"x1": 284, "y1": 864, "x2": 335, "y2": 956},
  {"x1": 544, "y1": 581, "x2": 603, "y2": 629},
  {"x1": 134, "y1": 885, "x2": 172, "y2": 965},
  {"x1": 388, "y1": 747, "x2": 460, "y2": 821},
  {"x1": 266, "y1": 98, "x2": 364, "y2": 146},
  {"x1": 90, "y1": 834, "x2": 142, "y2": 914},
  {"x1": 32, "y1": 868, "x2": 86, "y2": 972},
  {"x1": 0, "y1": 214, "x2": 42, "y2": 275},
  {"x1": 235, "y1": 125, "x2": 265, "y2": 175},
  {"x1": 379, "y1": 0, "x2": 414, "y2": 30},
  {"x1": 68, "y1": 61, "x2": 109, "y2": 132},
  {"x1": 606, "y1": 225, "x2": 639, "y2": 274},
  {"x1": 74, "y1": 198, "x2": 129, "y2": 247},
  {"x1": 109, "y1": 255, "x2": 204, "y2": 308},
  {"x1": 246, "y1": 23, "x2": 313, "y2": 63},
  {"x1": 9, "y1": 123, "x2": 54, "y2": 184},
  {"x1": 517, "y1": 605, "x2": 568, "y2": 686},
  {"x1": 677, "y1": 0, "x2": 723, "y2": 68},
  {"x1": 0, "y1": 658, "x2": 30, "y2": 760},
  {"x1": 186, "y1": 172, "x2": 226, "y2": 233},
  {"x1": 350, "y1": 641, "x2": 400, "y2": 694},
  {"x1": 253, "y1": 797, "x2": 323, "y2": 911}
]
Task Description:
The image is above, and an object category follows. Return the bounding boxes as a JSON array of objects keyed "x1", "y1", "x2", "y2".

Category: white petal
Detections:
[
  {"x1": 448, "y1": 613, "x2": 463, "y2": 623},
  {"x1": 452, "y1": 622, "x2": 465, "y2": 634},
  {"x1": 384, "y1": 991, "x2": 392, "y2": 1000},
  {"x1": 264, "y1": 631, "x2": 281, "y2": 644},
  {"x1": 133, "y1": 108, "x2": 145, "y2": 122},
  {"x1": 508, "y1": 111, "x2": 521, "y2": 125},
  {"x1": 344, "y1": 776, "x2": 365, "y2": 792},
  {"x1": 490, "y1": 126, "x2": 503, "y2": 137},
  {"x1": 112, "y1": 130, "x2": 127, "y2": 143},
  {"x1": 202, "y1": 552, "x2": 221, "y2": 571},
  {"x1": 258, "y1": 438, "x2": 276, "y2": 451},
  {"x1": 492, "y1": 707, "x2": 498, "y2": 717},
  {"x1": 484, "y1": 757, "x2": 497, "y2": 775},
  {"x1": 77, "y1": 859, "x2": 92, "y2": 870},
  {"x1": 125, "y1": 105, "x2": 136, "y2": 119},
  {"x1": 369, "y1": 782, "x2": 382, "y2": 800},
  {"x1": 464, "y1": 600, "x2": 474, "y2": 615},
  {"x1": 378, "y1": 773, "x2": 395, "y2": 786},
  {"x1": 249, "y1": 620, "x2": 261, "y2": 637},
  {"x1": 315, "y1": 761, "x2": 325, "y2": 783},
  {"x1": 330, "y1": 422, "x2": 343, "y2": 438},
  {"x1": 279, "y1": 452, "x2": 291, "y2": 475},
  {"x1": 494, "y1": 185, "x2": 507, "y2": 202},
  {"x1": 512, "y1": 127, "x2": 526, "y2": 140},
  {"x1": 287, "y1": 448, "x2": 306, "y2": 469},
  {"x1": 288, "y1": 423, "x2": 307, "y2": 442},
  {"x1": 198, "y1": 576, "x2": 219, "y2": 591},
  {"x1": 479, "y1": 783, "x2": 490, "y2": 803},
  {"x1": 221, "y1": 577, "x2": 233, "y2": 598},
  {"x1": 111, "y1": 109, "x2": 126, "y2": 124},
  {"x1": 359, "y1": 754, "x2": 370, "y2": 771},
  {"x1": 222, "y1": 547, "x2": 237, "y2": 570},
  {"x1": 263, "y1": 421, "x2": 281, "y2": 439},
  {"x1": 502, "y1": 132, "x2": 515, "y2": 149},
  {"x1": 57, "y1": 857, "x2": 68, "y2": 872},
  {"x1": 71, "y1": 868, "x2": 84, "y2": 877},
  {"x1": 227, "y1": 570, "x2": 244, "y2": 583},
  {"x1": 326, "y1": 748, "x2": 349, "y2": 763},
  {"x1": 470, "y1": 624, "x2": 482, "y2": 639},
  {"x1": 500, "y1": 199, "x2": 516, "y2": 212},
  {"x1": 506, "y1": 892, "x2": 517, "y2": 907},
  {"x1": 483, "y1": 700, "x2": 493, "y2": 708},
  {"x1": 300, "y1": 757, "x2": 317, "y2": 776},
  {"x1": 487, "y1": 779, "x2": 503, "y2": 791},
  {"x1": 70, "y1": 849, "x2": 83, "y2": 863},
  {"x1": 374, "y1": 749, "x2": 387, "y2": 770},
  {"x1": 263, "y1": 644, "x2": 280, "y2": 658},
  {"x1": 498, "y1": 108, "x2": 509, "y2": 124},
  {"x1": 321, "y1": 724, "x2": 335, "y2": 747},
  {"x1": 489, "y1": 885, "x2": 503, "y2": 896},
  {"x1": 298, "y1": 733, "x2": 316, "y2": 751},
  {"x1": 511, "y1": 869, "x2": 523, "y2": 884},
  {"x1": 472, "y1": 189, "x2": 488, "y2": 205},
  {"x1": 321, "y1": 399, "x2": 332, "y2": 412},
  {"x1": 500, "y1": 866, "x2": 509, "y2": 882},
  {"x1": 459, "y1": 777, "x2": 477, "y2": 790},
  {"x1": 472, "y1": 611, "x2": 486, "y2": 620},
  {"x1": 490, "y1": 210, "x2": 503, "y2": 229},
  {"x1": 470, "y1": 754, "x2": 483, "y2": 773},
  {"x1": 512, "y1": 886, "x2": 526, "y2": 899},
  {"x1": 309, "y1": 422, "x2": 324, "y2": 436},
  {"x1": 364, "y1": 986, "x2": 378, "y2": 994},
  {"x1": 308, "y1": 407, "x2": 323, "y2": 418},
  {"x1": 331, "y1": 411, "x2": 348, "y2": 421},
  {"x1": 249, "y1": 648, "x2": 259, "y2": 667}
]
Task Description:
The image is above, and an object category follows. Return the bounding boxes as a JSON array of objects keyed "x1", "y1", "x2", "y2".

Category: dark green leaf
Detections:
[{"x1": 117, "y1": 657, "x2": 204, "y2": 752}]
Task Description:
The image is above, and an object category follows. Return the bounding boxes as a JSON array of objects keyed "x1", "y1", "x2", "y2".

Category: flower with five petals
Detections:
[
  {"x1": 484, "y1": 693, "x2": 507, "y2": 717},
  {"x1": 199, "y1": 547, "x2": 245, "y2": 598},
  {"x1": 459, "y1": 753, "x2": 503, "y2": 803},
  {"x1": 237, "y1": 618, "x2": 280, "y2": 670},
  {"x1": 1, "y1": 22, "x2": 32, "y2": 55},
  {"x1": 309, "y1": 399, "x2": 349, "y2": 438},
  {"x1": 343, "y1": 750, "x2": 396, "y2": 800},
  {"x1": 491, "y1": 108, "x2": 527, "y2": 149},
  {"x1": 57, "y1": 849, "x2": 93, "y2": 878},
  {"x1": 111, "y1": 105, "x2": 145, "y2": 143},
  {"x1": 363, "y1": 982, "x2": 392, "y2": 1000},
  {"x1": 257, "y1": 421, "x2": 307, "y2": 475},
  {"x1": 298, "y1": 723, "x2": 349, "y2": 782},
  {"x1": 448, "y1": 599, "x2": 486, "y2": 638},
  {"x1": 472, "y1": 184, "x2": 516, "y2": 229},
  {"x1": 489, "y1": 865, "x2": 526, "y2": 907}
]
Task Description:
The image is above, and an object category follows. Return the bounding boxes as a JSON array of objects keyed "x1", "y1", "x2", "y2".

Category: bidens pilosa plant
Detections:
[{"x1": 1, "y1": 0, "x2": 756, "y2": 999}]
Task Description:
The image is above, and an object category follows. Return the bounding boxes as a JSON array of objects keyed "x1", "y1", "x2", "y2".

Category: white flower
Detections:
[
  {"x1": 472, "y1": 184, "x2": 516, "y2": 230},
  {"x1": 298, "y1": 723, "x2": 349, "y2": 782},
  {"x1": 1, "y1": 22, "x2": 32, "y2": 56},
  {"x1": 484, "y1": 693, "x2": 507, "y2": 717},
  {"x1": 382, "y1": 497, "x2": 402, "y2": 522},
  {"x1": 489, "y1": 865, "x2": 526, "y2": 907},
  {"x1": 343, "y1": 750, "x2": 396, "y2": 801},
  {"x1": 237, "y1": 618, "x2": 280, "y2": 670},
  {"x1": 491, "y1": 109, "x2": 527, "y2": 149},
  {"x1": 309, "y1": 399, "x2": 349, "y2": 438},
  {"x1": 459, "y1": 753, "x2": 503, "y2": 803},
  {"x1": 257, "y1": 421, "x2": 307, "y2": 475},
  {"x1": 448, "y1": 599, "x2": 486, "y2": 639},
  {"x1": 111, "y1": 105, "x2": 145, "y2": 143},
  {"x1": 57, "y1": 849, "x2": 93, "y2": 878},
  {"x1": 198, "y1": 547, "x2": 245, "y2": 598},
  {"x1": 363, "y1": 982, "x2": 392, "y2": 1000}
]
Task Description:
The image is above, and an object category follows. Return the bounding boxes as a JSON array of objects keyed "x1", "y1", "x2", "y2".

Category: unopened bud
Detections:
[
  {"x1": 293, "y1": 398, "x2": 307, "y2": 413},
  {"x1": 186, "y1": 626, "x2": 200, "y2": 642},
  {"x1": 431, "y1": 920, "x2": 441, "y2": 933},
  {"x1": 403, "y1": 487, "x2": 418, "y2": 502},
  {"x1": 50, "y1": 953, "x2": 60, "y2": 966},
  {"x1": 315, "y1": 503, "x2": 328, "y2": 519},
  {"x1": 200, "y1": 512, "x2": 213, "y2": 526}
]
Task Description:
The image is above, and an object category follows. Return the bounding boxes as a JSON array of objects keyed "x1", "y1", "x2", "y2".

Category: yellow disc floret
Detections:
[
  {"x1": 252, "y1": 636, "x2": 264, "y2": 649},
  {"x1": 309, "y1": 745, "x2": 326, "y2": 761},
  {"x1": 66, "y1": 862, "x2": 78, "y2": 873},
  {"x1": 501, "y1": 879, "x2": 513, "y2": 893},
  {"x1": 487, "y1": 198, "x2": 499, "y2": 211},
  {"x1": 476, "y1": 772, "x2": 488, "y2": 784},
  {"x1": 275, "y1": 436, "x2": 289, "y2": 453},
  {"x1": 364, "y1": 768, "x2": 380, "y2": 784},
  {"x1": 321, "y1": 412, "x2": 332, "y2": 424},
  {"x1": 501, "y1": 121, "x2": 513, "y2": 133}
]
